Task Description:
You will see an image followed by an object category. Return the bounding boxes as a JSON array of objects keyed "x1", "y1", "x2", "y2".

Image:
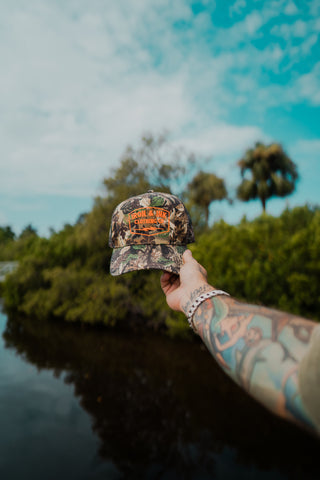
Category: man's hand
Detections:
[{"x1": 160, "y1": 250, "x2": 214, "y2": 315}]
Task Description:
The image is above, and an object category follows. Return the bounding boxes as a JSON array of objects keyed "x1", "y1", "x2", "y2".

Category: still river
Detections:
[{"x1": 0, "y1": 302, "x2": 319, "y2": 480}]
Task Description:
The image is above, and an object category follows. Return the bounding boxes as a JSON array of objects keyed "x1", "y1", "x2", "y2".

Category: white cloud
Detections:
[
  {"x1": 271, "y1": 20, "x2": 307, "y2": 39},
  {"x1": 0, "y1": 0, "x2": 196, "y2": 197},
  {"x1": 295, "y1": 62, "x2": 320, "y2": 105},
  {"x1": 245, "y1": 11, "x2": 263, "y2": 34},
  {"x1": 215, "y1": 11, "x2": 264, "y2": 47},
  {"x1": 284, "y1": 1, "x2": 298, "y2": 15},
  {"x1": 0, "y1": 71, "x2": 192, "y2": 196},
  {"x1": 292, "y1": 20, "x2": 307, "y2": 37},
  {"x1": 229, "y1": 0, "x2": 247, "y2": 16},
  {"x1": 0, "y1": 0, "x2": 319, "y2": 212},
  {"x1": 300, "y1": 33, "x2": 318, "y2": 55},
  {"x1": 179, "y1": 123, "x2": 266, "y2": 157},
  {"x1": 177, "y1": 123, "x2": 269, "y2": 191},
  {"x1": 309, "y1": 0, "x2": 320, "y2": 16}
]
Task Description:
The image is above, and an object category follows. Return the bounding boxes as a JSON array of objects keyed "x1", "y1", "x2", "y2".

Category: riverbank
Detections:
[{"x1": 2, "y1": 205, "x2": 320, "y2": 338}]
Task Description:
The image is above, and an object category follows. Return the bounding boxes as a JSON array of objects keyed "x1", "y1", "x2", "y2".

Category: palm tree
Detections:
[
  {"x1": 188, "y1": 171, "x2": 227, "y2": 226},
  {"x1": 237, "y1": 142, "x2": 298, "y2": 212}
]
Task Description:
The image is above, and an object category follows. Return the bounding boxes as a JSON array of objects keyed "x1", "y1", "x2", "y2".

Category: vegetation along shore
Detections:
[{"x1": 1, "y1": 135, "x2": 319, "y2": 337}]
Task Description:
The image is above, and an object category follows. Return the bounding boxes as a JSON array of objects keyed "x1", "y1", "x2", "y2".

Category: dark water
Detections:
[{"x1": 0, "y1": 304, "x2": 319, "y2": 480}]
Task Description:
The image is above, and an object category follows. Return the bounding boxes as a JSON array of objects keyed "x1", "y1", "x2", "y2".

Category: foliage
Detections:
[
  {"x1": 0, "y1": 224, "x2": 40, "y2": 261},
  {"x1": 2, "y1": 134, "x2": 192, "y2": 334},
  {"x1": 0, "y1": 226, "x2": 15, "y2": 243},
  {"x1": 19, "y1": 224, "x2": 38, "y2": 239},
  {"x1": 104, "y1": 132, "x2": 197, "y2": 201},
  {"x1": 192, "y1": 205, "x2": 320, "y2": 321},
  {"x1": 1, "y1": 133, "x2": 319, "y2": 336},
  {"x1": 187, "y1": 171, "x2": 227, "y2": 226},
  {"x1": 237, "y1": 142, "x2": 298, "y2": 212},
  {"x1": 3, "y1": 203, "x2": 320, "y2": 334}
]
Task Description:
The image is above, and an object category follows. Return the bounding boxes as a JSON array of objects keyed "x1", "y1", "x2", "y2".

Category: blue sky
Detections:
[{"x1": 0, "y1": 0, "x2": 319, "y2": 236}]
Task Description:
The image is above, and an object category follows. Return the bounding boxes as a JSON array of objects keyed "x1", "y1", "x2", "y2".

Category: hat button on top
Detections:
[{"x1": 147, "y1": 189, "x2": 154, "y2": 193}]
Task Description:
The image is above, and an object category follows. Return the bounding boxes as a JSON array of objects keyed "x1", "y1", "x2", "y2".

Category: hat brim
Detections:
[{"x1": 110, "y1": 244, "x2": 187, "y2": 276}]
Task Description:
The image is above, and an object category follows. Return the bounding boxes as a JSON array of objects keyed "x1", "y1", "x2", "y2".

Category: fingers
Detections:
[
  {"x1": 160, "y1": 271, "x2": 180, "y2": 292},
  {"x1": 160, "y1": 271, "x2": 170, "y2": 291},
  {"x1": 198, "y1": 263, "x2": 207, "y2": 278},
  {"x1": 161, "y1": 271, "x2": 178, "y2": 283},
  {"x1": 160, "y1": 251, "x2": 212, "y2": 313},
  {"x1": 160, "y1": 271, "x2": 171, "y2": 283},
  {"x1": 182, "y1": 249, "x2": 193, "y2": 263},
  {"x1": 181, "y1": 249, "x2": 208, "y2": 282},
  {"x1": 182, "y1": 249, "x2": 204, "y2": 271}
]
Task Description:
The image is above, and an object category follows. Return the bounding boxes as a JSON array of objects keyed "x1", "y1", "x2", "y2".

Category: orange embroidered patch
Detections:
[{"x1": 129, "y1": 207, "x2": 170, "y2": 236}]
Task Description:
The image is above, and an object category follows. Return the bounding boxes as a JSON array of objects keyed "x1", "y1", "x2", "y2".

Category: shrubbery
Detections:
[
  {"x1": 193, "y1": 205, "x2": 320, "y2": 320},
  {"x1": 2, "y1": 204, "x2": 320, "y2": 336},
  {"x1": 1, "y1": 135, "x2": 319, "y2": 335}
]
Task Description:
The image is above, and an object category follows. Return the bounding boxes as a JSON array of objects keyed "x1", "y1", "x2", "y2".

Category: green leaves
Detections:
[
  {"x1": 3, "y1": 204, "x2": 320, "y2": 333},
  {"x1": 237, "y1": 142, "x2": 299, "y2": 212},
  {"x1": 1, "y1": 133, "x2": 318, "y2": 335},
  {"x1": 237, "y1": 178, "x2": 257, "y2": 201},
  {"x1": 187, "y1": 171, "x2": 227, "y2": 226},
  {"x1": 192, "y1": 206, "x2": 320, "y2": 321}
]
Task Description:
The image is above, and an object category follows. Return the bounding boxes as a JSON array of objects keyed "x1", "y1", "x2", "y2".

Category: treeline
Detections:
[
  {"x1": 1, "y1": 134, "x2": 319, "y2": 336},
  {"x1": 2, "y1": 203, "x2": 320, "y2": 335},
  {"x1": 193, "y1": 206, "x2": 320, "y2": 320}
]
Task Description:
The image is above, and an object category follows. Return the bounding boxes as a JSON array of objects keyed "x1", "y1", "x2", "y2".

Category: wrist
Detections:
[
  {"x1": 186, "y1": 288, "x2": 230, "y2": 333},
  {"x1": 180, "y1": 282, "x2": 214, "y2": 315}
]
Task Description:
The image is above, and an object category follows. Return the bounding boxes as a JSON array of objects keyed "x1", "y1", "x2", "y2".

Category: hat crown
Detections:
[{"x1": 109, "y1": 191, "x2": 194, "y2": 248}]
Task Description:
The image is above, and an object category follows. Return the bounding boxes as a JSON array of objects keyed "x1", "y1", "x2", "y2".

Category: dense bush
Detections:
[
  {"x1": 0, "y1": 224, "x2": 40, "y2": 261},
  {"x1": 1, "y1": 136, "x2": 319, "y2": 334},
  {"x1": 192, "y1": 205, "x2": 320, "y2": 320},
  {"x1": 2, "y1": 178, "x2": 186, "y2": 335},
  {"x1": 2, "y1": 204, "x2": 320, "y2": 335}
]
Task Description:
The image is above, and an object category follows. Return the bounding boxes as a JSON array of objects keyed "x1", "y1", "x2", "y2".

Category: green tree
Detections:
[
  {"x1": 103, "y1": 132, "x2": 197, "y2": 202},
  {"x1": 103, "y1": 157, "x2": 150, "y2": 204},
  {"x1": 19, "y1": 224, "x2": 38, "y2": 239},
  {"x1": 192, "y1": 205, "x2": 320, "y2": 321},
  {"x1": 188, "y1": 171, "x2": 227, "y2": 226},
  {"x1": 0, "y1": 226, "x2": 15, "y2": 244},
  {"x1": 237, "y1": 142, "x2": 298, "y2": 212}
]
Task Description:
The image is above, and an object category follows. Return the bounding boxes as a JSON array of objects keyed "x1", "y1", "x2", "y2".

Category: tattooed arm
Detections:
[{"x1": 160, "y1": 250, "x2": 320, "y2": 434}]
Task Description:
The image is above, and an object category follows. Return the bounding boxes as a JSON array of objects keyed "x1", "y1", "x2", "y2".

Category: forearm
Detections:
[
  {"x1": 161, "y1": 250, "x2": 320, "y2": 433},
  {"x1": 191, "y1": 293, "x2": 319, "y2": 433}
]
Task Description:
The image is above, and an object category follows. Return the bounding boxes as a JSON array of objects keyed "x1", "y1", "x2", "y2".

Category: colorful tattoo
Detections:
[{"x1": 192, "y1": 296, "x2": 317, "y2": 431}]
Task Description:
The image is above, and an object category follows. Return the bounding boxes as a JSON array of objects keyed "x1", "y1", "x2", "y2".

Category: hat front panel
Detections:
[{"x1": 109, "y1": 191, "x2": 194, "y2": 249}]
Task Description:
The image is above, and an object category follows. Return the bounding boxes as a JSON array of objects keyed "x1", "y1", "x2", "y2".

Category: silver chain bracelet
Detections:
[{"x1": 187, "y1": 290, "x2": 230, "y2": 333}]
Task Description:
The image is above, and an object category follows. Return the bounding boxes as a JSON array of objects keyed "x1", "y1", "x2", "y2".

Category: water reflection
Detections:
[{"x1": 3, "y1": 313, "x2": 320, "y2": 479}]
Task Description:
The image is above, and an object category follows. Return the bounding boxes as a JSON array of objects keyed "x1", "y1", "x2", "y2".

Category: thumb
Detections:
[{"x1": 182, "y1": 249, "x2": 193, "y2": 263}]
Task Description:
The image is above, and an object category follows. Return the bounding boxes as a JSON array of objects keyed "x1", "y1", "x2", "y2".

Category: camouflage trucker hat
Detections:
[{"x1": 109, "y1": 190, "x2": 195, "y2": 276}]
